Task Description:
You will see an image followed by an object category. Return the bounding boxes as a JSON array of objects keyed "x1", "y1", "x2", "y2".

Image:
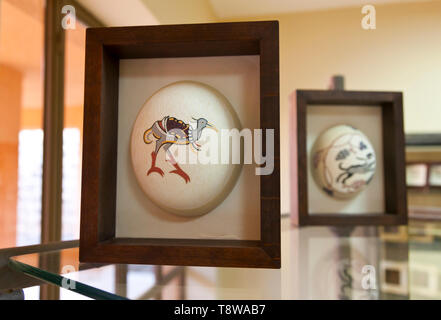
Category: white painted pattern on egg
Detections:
[{"x1": 311, "y1": 124, "x2": 377, "y2": 199}]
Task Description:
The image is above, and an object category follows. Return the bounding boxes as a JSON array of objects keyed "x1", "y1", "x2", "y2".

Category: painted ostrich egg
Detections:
[
  {"x1": 311, "y1": 125, "x2": 376, "y2": 199},
  {"x1": 130, "y1": 81, "x2": 242, "y2": 217}
]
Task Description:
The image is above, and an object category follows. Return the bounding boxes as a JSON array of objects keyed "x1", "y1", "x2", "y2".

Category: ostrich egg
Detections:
[
  {"x1": 311, "y1": 125, "x2": 376, "y2": 199},
  {"x1": 130, "y1": 81, "x2": 242, "y2": 217}
]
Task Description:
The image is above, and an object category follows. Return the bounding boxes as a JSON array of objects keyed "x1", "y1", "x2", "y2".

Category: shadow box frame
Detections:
[
  {"x1": 79, "y1": 21, "x2": 281, "y2": 268},
  {"x1": 293, "y1": 90, "x2": 407, "y2": 226}
]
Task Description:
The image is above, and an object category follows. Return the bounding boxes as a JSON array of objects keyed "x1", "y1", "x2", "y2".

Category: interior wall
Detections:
[
  {"x1": 131, "y1": 1, "x2": 441, "y2": 213},
  {"x1": 77, "y1": 0, "x2": 159, "y2": 26},
  {"x1": 142, "y1": 0, "x2": 217, "y2": 24},
  {"x1": 0, "y1": 64, "x2": 21, "y2": 247},
  {"x1": 215, "y1": 1, "x2": 441, "y2": 213}
]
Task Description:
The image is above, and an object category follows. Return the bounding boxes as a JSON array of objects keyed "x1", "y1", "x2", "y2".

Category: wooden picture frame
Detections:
[
  {"x1": 293, "y1": 90, "x2": 407, "y2": 226},
  {"x1": 80, "y1": 21, "x2": 280, "y2": 268}
]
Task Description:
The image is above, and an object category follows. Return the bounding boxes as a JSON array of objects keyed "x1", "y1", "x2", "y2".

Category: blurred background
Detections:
[{"x1": 0, "y1": 0, "x2": 440, "y2": 300}]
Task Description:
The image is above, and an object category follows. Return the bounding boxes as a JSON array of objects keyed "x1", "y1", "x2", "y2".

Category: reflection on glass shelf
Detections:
[
  {"x1": 60, "y1": 287, "x2": 92, "y2": 300},
  {"x1": 8, "y1": 217, "x2": 420, "y2": 300},
  {"x1": 409, "y1": 221, "x2": 441, "y2": 299},
  {"x1": 22, "y1": 286, "x2": 40, "y2": 300}
]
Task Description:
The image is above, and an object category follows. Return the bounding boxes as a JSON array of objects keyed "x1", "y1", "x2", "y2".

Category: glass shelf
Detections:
[{"x1": 10, "y1": 216, "x2": 440, "y2": 300}]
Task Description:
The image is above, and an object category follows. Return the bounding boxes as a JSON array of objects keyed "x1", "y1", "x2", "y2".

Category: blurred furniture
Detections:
[{"x1": 406, "y1": 134, "x2": 441, "y2": 221}]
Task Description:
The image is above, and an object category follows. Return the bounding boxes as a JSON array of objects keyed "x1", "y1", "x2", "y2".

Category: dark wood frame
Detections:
[
  {"x1": 80, "y1": 21, "x2": 280, "y2": 268},
  {"x1": 293, "y1": 90, "x2": 407, "y2": 226}
]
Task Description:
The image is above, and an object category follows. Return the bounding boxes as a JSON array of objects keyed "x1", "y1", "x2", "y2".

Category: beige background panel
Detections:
[
  {"x1": 307, "y1": 105, "x2": 385, "y2": 214},
  {"x1": 116, "y1": 56, "x2": 261, "y2": 240},
  {"x1": 212, "y1": 1, "x2": 441, "y2": 213}
]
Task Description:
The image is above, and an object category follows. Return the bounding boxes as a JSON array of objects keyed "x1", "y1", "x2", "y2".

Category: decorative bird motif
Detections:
[{"x1": 143, "y1": 116, "x2": 217, "y2": 183}]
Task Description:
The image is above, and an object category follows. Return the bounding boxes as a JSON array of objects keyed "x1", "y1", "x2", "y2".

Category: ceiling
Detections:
[
  {"x1": 77, "y1": 0, "x2": 158, "y2": 26},
  {"x1": 208, "y1": 0, "x2": 430, "y2": 18}
]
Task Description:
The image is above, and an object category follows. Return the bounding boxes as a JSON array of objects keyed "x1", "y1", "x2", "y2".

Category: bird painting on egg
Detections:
[
  {"x1": 131, "y1": 80, "x2": 242, "y2": 217},
  {"x1": 311, "y1": 125, "x2": 376, "y2": 199},
  {"x1": 143, "y1": 115, "x2": 217, "y2": 183}
]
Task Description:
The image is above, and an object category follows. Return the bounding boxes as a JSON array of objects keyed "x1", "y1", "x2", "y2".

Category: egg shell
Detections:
[
  {"x1": 311, "y1": 124, "x2": 377, "y2": 199},
  {"x1": 130, "y1": 81, "x2": 242, "y2": 217}
]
